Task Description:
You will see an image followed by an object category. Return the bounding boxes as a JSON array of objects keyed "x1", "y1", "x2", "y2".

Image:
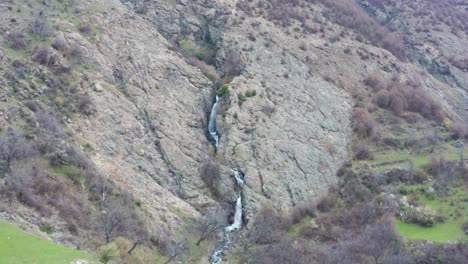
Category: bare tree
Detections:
[
  {"x1": 154, "y1": 229, "x2": 189, "y2": 263},
  {"x1": 223, "y1": 50, "x2": 244, "y2": 77},
  {"x1": 98, "y1": 198, "x2": 134, "y2": 243},
  {"x1": 190, "y1": 207, "x2": 227, "y2": 246},
  {"x1": 251, "y1": 203, "x2": 284, "y2": 244},
  {"x1": 199, "y1": 160, "x2": 221, "y2": 196},
  {"x1": 0, "y1": 128, "x2": 31, "y2": 175},
  {"x1": 329, "y1": 220, "x2": 405, "y2": 264},
  {"x1": 162, "y1": 239, "x2": 189, "y2": 264}
]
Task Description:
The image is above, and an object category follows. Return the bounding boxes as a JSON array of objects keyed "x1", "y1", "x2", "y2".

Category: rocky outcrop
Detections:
[
  {"x1": 50, "y1": 0, "x2": 352, "y2": 228},
  {"x1": 66, "y1": 0, "x2": 219, "y2": 231},
  {"x1": 357, "y1": 0, "x2": 468, "y2": 119}
]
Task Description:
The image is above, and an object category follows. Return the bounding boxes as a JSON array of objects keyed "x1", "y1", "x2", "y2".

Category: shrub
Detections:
[
  {"x1": 451, "y1": 121, "x2": 468, "y2": 139},
  {"x1": 224, "y1": 50, "x2": 244, "y2": 77},
  {"x1": 387, "y1": 90, "x2": 406, "y2": 115},
  {"x1": 32, "y1": 17, "x2": 53, "y2": 39},
  {"x1": 31, "y1": 45, "x2": 52, "y2": 65},
  {"x1": 245, "y1": 89, "x2": 256, "y2": 97},
  {"x1": 461, "y1": 222, "x2": 468, "y2": 234},
  {"x1": 178, "y1": 38, "x2": 197, "y2": 57},
  {"x1": 353, "y1": 108, "x2": 375, "y2": 138},
  {"x1": 186, "y1": 59, "x2": 219, "y2": 81},
  {"x1": 317, "y1": 193, "x2": 338, "y2": 212},
  {"x1": 353, "y1": 142, "x2": 373, "y2": 160},
  {"x1": 374, "y1": 90, "x2": 390, "y2": 108},
  {"x1": 78, "y1": 24, "x2": 92, "y2": 35},
  {"x1": 370, "y1": 76, "x2": 445, "y2": 121},
  {"x1": 290, "y1": 199, "x2": 317, "y2": 224},
  {"x1": 400, "y1": 205, "x2": 436, "y2": 227},
  {"x1": 76, "y1": 94, "x2": 94, "y2": 115},
  {"x1": 199, "y1": 160, "x2": 221, "y2": 196},
  {"x1": 7, "y1": 32, "x2": 27, "y2": 49},
  {"x1": 39, "y1": 224, "x2": 54, "y2": 234},
  {"x1": 195, "y1": 51, "x2": 205, "y2": 61},
  {"x1": 68, "y1": 43, "x2": 83, "y2": 59},
  {"x1": 251, "y1": 203, "x2": 285, "y2": 244},
  {"x1": 54, "y1": 96, "x2": 64, "y2": 107},
  {"x1": 216, "y1": 85, "x2": 229, "y2": 97},
  {"x1": 0, "y1": 128, "x2": 33, "y2": 174},
  {"x1": 238, "y1": 92, "x2": 246, "y2": 106}
]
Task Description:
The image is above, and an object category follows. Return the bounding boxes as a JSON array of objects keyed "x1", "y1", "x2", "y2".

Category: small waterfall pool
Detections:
[{"x1": 206, "y1": 94, "x2": 245, "y2": 264}]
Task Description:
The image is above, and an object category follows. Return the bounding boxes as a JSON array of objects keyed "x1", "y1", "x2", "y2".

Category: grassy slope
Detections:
[
  {"x1": 0, "y1": 220, "x2": 98, "y2": 264},
  {"x1": 395, "y1": 183, "x2": 468, "y2": 243},
  {"x1": 396, "y1": 219, "x2": 466, "y2": 243}
]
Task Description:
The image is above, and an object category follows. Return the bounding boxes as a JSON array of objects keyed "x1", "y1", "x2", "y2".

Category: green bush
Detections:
[
  {"x1": 98, "y1": 243, "x2": 119, "y2": 264},
  {"x1": 217, "y1": 85, "x2": 229, "y2": 96},
  {"x1": 39, "y1": 224, "x2": 54, "y2": 234},
  {"x1": 238, "y1": 92, "x2": 246, "y2": 106},
  {"x1": 195, "y1": 52, "x2": 205, "y2": 61},
  {"x1": 245, "y1": 89, "x2": 257, "y2": 97},
  {"x1": 178, "y1": 39, "x2": 197, "y2": 57},
  {"x1": 54, "y1": 96, "x2": 64, "y2": 107}
]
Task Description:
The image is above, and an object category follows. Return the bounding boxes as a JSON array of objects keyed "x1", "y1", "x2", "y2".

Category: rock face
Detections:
[
  {"x1": 1, "y1": 0, "x2": 463, "y2": 234},
  {"x1": 112, "y1": 0, "x2": 352, "y2": 216},
  {"x1": 68, "y1": 0, "x2": 464, "y2": 225},
  {"x1": 218, "y1": 44, "x2": 351, "y2": 213},
  {"x1": 67, "y1": 0, "x2": 217, "y2": 230},
  {"x1": 357, "y1": 0, "x2": 468, "y2": 119}
]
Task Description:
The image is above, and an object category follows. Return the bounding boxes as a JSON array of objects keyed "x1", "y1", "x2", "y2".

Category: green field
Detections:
[
  {"x1": 370, "y1": 145, "x2": 467, "y2": 172},
  {"x1": 396, "y1": 220, "x2": 467, "y2": 243},
  {"x1": 395, "y1": 185, "x2": 468, "y2": 243},
  {"x1": 0, "y1": 220, "x2": 98, "y2": 264}
]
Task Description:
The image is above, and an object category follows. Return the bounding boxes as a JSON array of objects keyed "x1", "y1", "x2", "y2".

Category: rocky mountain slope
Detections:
[{"x1": 0, "y1": 0, "x2": 466, "y2": 263}]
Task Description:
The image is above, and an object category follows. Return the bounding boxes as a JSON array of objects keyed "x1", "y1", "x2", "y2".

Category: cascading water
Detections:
[
  {"x1": 209, "y1": 170, "x2": 244, "y2": 264},
  {"x1": 208, "y1": 95, "x2": 220, "y2": 148},
  {"x1": 206, "y1": 94, "x2": 245, "y2": 264}
]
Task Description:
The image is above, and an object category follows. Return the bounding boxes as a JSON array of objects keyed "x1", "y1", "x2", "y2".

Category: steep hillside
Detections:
[{"x1": 0, "y1": 0, "x2": 466, "y2": 263}]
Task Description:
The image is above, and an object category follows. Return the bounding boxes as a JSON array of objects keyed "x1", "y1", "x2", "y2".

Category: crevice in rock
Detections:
[
  {"x1": 286, "y1": 183, "x2": 296, "y2": 207},
  {"x1": 292, "y1": 152, "x2": 309, "y2": 183},
  {"x1": 251, "y1": 144, "x2": 268, "y2": 197},
  {"x1": 112, "y1": 62, "x2": 185, "y2": 196},
  {"x1": 137, "y1": 106, "x2": 184, "y2": 196}
]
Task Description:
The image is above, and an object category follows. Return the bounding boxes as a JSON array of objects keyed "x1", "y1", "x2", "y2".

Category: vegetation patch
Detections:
[
  {"x1": 0, "y1": 220, "x2": 98, "y2": 264},
  {"x1": 396, "y1": 184, "x2": 468, "y2": 243}
]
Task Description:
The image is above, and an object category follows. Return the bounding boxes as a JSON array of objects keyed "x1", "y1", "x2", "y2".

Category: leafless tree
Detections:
[
  {"x1": 251, "y1": 203, "x2": 284, "y2": 244},
  {"x1": 190, "y1": 207, "x2": 227, "y2": 246},
  {"x1": 325, "y1": 219, "x2": 405, "y2": 264},
  {"x1": 153, "y1": 229, "x2": 189, "y2": 263},
  {"x1": 162, "y1": 239, "x2": 189, "y2": 264},
  {"x1": 199, "y1": 160, "x2": 221, "y2": 196},
  {"x1": 98, "y1": 198, "x2": 134, "y2": 243},
  {"x1": 0, "y1": 128, "x2": 32, "y2": 175},
  {"x1": 223, "y1": 50, "x2": 244, "y2": 77}
]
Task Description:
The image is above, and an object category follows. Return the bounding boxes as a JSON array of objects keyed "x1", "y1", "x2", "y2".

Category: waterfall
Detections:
[
  {"x1": 209, "y1": 170, "x2": 244, "y2": 264},
  {"x1": 206, "y1": 95, "x2": 245, "y2": 264},
  {"x1": 208, "y1": 95, "x2": 219, "y2": 148}
]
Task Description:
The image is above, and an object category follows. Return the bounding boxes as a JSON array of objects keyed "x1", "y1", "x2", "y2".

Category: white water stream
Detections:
[
  {"x1": 208, "y1": 95, "x2": 220, "y2": 148},
  {"x1": 207, "y1": 94, "x2": 245, "y2": 264},
  {"x1": 210, "y1": 170, "x2": 244, "y2": 264}
]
